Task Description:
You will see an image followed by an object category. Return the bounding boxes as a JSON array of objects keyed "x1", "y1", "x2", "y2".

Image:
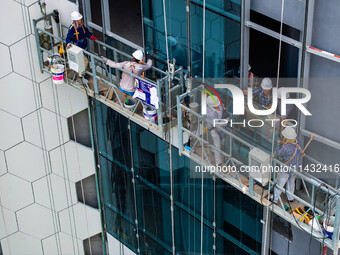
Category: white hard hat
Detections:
[
  {"x1": 207, "y1": 95, "x2": 220, "y2": 107},
  {"x1": 248, "y1": 64, "x2": 251, "y2": 71},
  {"x1": 132, "y1": 50, "x2": 144, "y2": 61},
  {"x1": 167, "y1": 36, "x2": 177, "y2": 47},
  {"x1": 282, "y1": 127, "x2": 297, "y2": 139},
  {"x1": 261, "y1": 78, "x2": 273, "y2": 90},
  {"x1": 278, "y1": 89, "x2": 290, "y2": 99},
  {"x1": 71, "y1": 11, "x2": 83, "y2": 21}
]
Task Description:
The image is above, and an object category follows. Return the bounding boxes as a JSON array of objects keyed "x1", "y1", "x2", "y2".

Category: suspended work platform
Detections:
[{"x1": 33, "y1": 13, "x2": 340, "y2": 254}]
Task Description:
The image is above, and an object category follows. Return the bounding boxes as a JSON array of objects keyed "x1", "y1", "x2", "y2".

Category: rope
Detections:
[
  {"x1": 162, "y1": 1, "x2": 175, "y2": 254},
  {"x1": 264, "y1": 0, "x2": 285, "y2": 253},
  {"x1": 19, "y1": 1, "x2": 62, "y2": 254},
  {"x1": 49, "y1": 5, "x2": 96, "y2": 254},
  {"x1": 201, "y1": 1, "x2": 206, "y2": 255},
  {"x1": 56, "y1": 8, "x2": 94, "y2": 254}
]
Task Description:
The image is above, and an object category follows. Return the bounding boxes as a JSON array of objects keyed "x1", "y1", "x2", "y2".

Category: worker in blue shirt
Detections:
[
  {"x1": 252, "y1": 78, "x2": 273, "y2": 108},
  {"x1": 66, "y1": 11, "x2": 97, "y2": 50},
  {"x1": 271, "y1": 127, "x2": 303, "y2": 203}
]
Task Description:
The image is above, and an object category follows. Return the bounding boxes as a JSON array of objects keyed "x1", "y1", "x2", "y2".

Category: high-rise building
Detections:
[{"x1": 1, "y1": 0, "x2": 340, "y2": 255}]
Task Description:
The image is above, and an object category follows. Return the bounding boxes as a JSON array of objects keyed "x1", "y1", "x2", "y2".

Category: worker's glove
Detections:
[
  {"x1": 90, "y1": 35, "x2": 98, "y2": 41},
  {"x1": 66, "y1": 43, "x2": 73, "y2": 49}
]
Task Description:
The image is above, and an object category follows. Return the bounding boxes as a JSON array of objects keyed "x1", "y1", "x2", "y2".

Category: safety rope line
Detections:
[
  {"x1": 201, "y1": 1, "x2": 206, "y2": 254},
  {"x1": 264, "y1": 0, "x2": 286, "y2": 253},
  {"x1": 213, "y1": 175, "x2": 216, "y2": 255},
  {"x1": 19, "y1": 1, "x2": 62, "y2": 254},
  {"x1": 127, "y1": 119, "x2": 141, "y2": 255},
  {"x1": 162, "y1": 1, "x2": 176, "y2": 254},
  {"x1": 55, "y1": 6, "x2": 94, "y2": 254}
]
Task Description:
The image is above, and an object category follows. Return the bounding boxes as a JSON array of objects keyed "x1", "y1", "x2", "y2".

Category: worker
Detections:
[
  {"x1": 168, "y1": 36, "x2": 188, "y2": 68},
  {"x1": 248, "y1": 65, "x2": 254, "y2": 87},
  {"x1": 271, "y1": 127, "x2": 303, "y2": 204},
  {"x1": 66, "y1": 11, "x2": 97, "y2": 50},
  {"x1": 252, "y1": 77, "x2": 273, "y2": 108},
  {"x1": 206, "y1": 96, "x2": 224, "y2": 166},
  {"x1": 103, "y1": 50, "x2": 152, "y2": 97}
]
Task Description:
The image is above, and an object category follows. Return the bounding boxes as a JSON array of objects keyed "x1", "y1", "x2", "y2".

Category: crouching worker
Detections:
[
  {"x1": 206, "y1": 96, "x2": 224, "y2": 166},
  {"x1": 271, "y1": 127, "x2": 302, "y2": 204},
  {"x1": 103, "y1": 50, "x2": 152, "y2": 98}
]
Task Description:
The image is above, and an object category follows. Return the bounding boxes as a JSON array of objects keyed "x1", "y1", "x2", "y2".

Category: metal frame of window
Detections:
[{"x1": 84, "y1": 0, "x2": 144, "y2": 51}]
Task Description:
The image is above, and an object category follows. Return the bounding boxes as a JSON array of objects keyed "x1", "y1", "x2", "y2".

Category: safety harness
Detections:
[
  {"x1": 122, "y1": 62, "x2": 145, "y2": 79},
  {"x1": 283, "y1": 133, "x2": 315, "y2": 165},
  {"x1": 122, "y1": 63, "x2": 137, "y2": 78},
  {"x1": 73, "y1": 25, "x2": 86, "y2": 41}
]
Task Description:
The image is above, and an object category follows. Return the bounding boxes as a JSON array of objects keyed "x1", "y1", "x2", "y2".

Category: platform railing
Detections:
[
  {"x1": 33, "y1": 14, "x2": 184, "y2": 134},
  {"x1": 177, "y1": 85, "x2": 340, "y2": 252}
]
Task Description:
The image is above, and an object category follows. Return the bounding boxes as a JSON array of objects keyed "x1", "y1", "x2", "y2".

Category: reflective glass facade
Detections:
[
  {"x1": 93, "y1": 100, "x2": 263, "y2": 254},
  {"x1": 142, "y1": 0, "x2": 241, "y2": 78}
]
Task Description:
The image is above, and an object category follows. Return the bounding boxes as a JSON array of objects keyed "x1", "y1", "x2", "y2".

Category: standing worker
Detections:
[
  {"x1": 271, "y1": 127, "x2": 303, "y2": 204},
  {"x1": 206, "y1": 96, "x2": 224, "y2": 166},
  {"x1": 66, "y1": 11, "x2": 97, "y2": 50},
  {"x1": 103, "y1": 50, "x2": 152, "y2": 97},
  {"x1": 252, "y1": 77, "x2": 273, "y2": 108}
]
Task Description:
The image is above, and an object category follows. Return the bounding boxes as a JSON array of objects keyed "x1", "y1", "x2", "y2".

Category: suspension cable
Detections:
[
  {"x1": 19, "y1": 1, "x2": 62, "y2": 254},
  {"x1": 264, "y1": 0, "x2": 285, "y2": 253},
  {"x1": 201, "y1": 1, "x2": 206, "y2": 254},
  {"x1": 55, "y1": 7, "x2": 95, "y2": 253},
  {"x1": 162, "y1": 1, "x2": 176, "y2": 254}
]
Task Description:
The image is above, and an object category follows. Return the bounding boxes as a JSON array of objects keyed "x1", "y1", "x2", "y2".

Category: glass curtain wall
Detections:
[
  {"x1": 142, "y1": 0, "x2": 241, "y2": 78},
  {"x1": 92, "y1": 99, "x2": 263, "y2": 254}
]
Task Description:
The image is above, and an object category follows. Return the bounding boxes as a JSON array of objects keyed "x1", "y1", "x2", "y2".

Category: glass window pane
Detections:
[
  {"x1": 130, "y1": 122, "x2": 171, "y2": 194},
  {"x1": 89, "y1": 0, "x2": 102, "y2": 26},
  {"x1": 173, "y1": 147, "x2": 214, "y2": 223},
  {"x1": 139, "y1": 232, "x2": 172, "y2": 255},
  {"x1": 135, "y1": 180, "x2": 173, "y2": 248},
  {"x1": 108, "y1": 0, "x2": 143, "y2": 46},
  {"x1": 142, "y1": 0, "x2": 188, "y2": 71},
  {"x1": 100, "y1": 156, "x2": 135, "y2": 221},
  {"x1": 174, "y1": 206, "x2": 214, "y2": 254},
  {"x1": 190, "y1": 3, "x2": 241, "y2": 78},
  {"x1": 93, "y1": 100, "x2": 132, "y2": 168},
  {"x1": 104, "y1": 208, "x2": 138, "y2": 252},
  {"x1": 215, "y1": 180, "x2": 263, "y2": 254}
]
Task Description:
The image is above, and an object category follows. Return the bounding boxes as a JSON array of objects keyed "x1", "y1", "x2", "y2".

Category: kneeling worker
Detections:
[
  {"x1": 271, "y1": 127, "x2": 302, "y2": 203},
  {"x1": 104, "y1": 50, "x2": 152, "y2": 97}
]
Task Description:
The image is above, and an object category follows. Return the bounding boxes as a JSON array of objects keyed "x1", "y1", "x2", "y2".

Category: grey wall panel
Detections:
[
  {"x1": 305, "y1": 55, "x2": 340, "y2": 143},
  {"x1": 312, "y1": 0, "x2": 340, "y2": 54},
  {"x1": 251, "y1": 0, "x2": 304, "y2": 31}
]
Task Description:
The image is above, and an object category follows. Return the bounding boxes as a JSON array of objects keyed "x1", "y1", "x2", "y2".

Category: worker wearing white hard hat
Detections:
[
  {"x1": 66, "y1": 11, "x2": 97, "y2": 50},
  {"x1": 251, "y1": 77, "x2": 273, "y2": 108},
  {"x1": 206, "y1": 96, "x2": 224, "y2": 166},
  {"x1": 167, "y1": 36, "x2": 188, "y2": 67},
  {"x1": 271, "y1": 127, "x2": 303, "y2": 203},
  {"x1": 104, "y1": 50, "x2": 152, "y2": 97}
]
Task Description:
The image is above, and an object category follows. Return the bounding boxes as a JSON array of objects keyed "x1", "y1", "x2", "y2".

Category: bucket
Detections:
[
  {"x1": 124, "y1": 99, "x2": 136, "y2": 109},
  {"x1": 143, "y1": 106, "x2": 157, "y2": 123},
  {"x1": 51, "y1": 64, "x2": 65, "y2": 84},
  {"x1": 323, "y1": 218, "x2": 334, "y2": 239}
]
